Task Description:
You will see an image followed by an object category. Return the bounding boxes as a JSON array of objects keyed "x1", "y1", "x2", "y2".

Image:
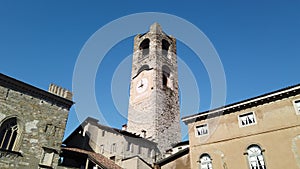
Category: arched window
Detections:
[
  {"x1": 0, "y1": 117, "x2": 19, "y2": 151},
  {"x1": 132, "y1": 65, "x2": 151, "y2": 79},
  {"x1": 139, "y1": 39, "x2": 150, "y2": 56},
  {"x1": 162, "y1": 73, "x2": 168, "y2": 86},
  {"x1": 247, "y1": 145, "x2": 266, "y2": 169},
  {"x1": 162, "y1": 39, "x2": 170, "y2": 57},
  {"x1": 162, "y1": 65, "x2": 171, "y2": 88},
  {"x1": 137, "y1": 65, "x2": 150, "y2": 75},
  {"x1": 199, "y1": 154, "x2": 213, "y2": 169}
]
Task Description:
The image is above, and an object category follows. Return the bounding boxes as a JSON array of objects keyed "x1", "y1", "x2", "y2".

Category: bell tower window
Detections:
[
  {"x1": 137, "y1": 65, "x2": 150, "y2": 75},
  {"x1": 139, "y1": 39, "x2": 150, "y2": 56},
  {"x1": 162, "y1": 39, "x2": 170, "y2": 57},
  {"x1": 162, "y1": 65, "x2": 172, "y2": 89},
  {"x1": 133, "y1": 65, "x2": 151, "y2": 79},
  {"x1": 163, "y1": 73, "x2": 168, "y2": 86}
]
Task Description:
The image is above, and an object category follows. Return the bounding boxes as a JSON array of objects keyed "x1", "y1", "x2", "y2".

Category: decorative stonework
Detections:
[{"x1": 0, "y1": 73, "x2": 73, "y2": 168}]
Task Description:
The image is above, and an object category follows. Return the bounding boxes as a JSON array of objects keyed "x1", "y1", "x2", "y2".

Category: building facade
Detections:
[
  {"x1": 127, "y1": 23, "x2": 181, "y2": 153},
  {"x1": 60, "y1": 117, "x2": 159, "y2": 168},
  {"x1": 154, "y1": 141, "x2": 190, "y2": 169},
  {"x1": 0, "y1": 73, "x2": 73, "y2": 168},
  {"x1": 182, "y1": 84, "x2": 300, "y2": 169}
]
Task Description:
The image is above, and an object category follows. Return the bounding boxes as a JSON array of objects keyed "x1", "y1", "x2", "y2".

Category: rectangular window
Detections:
[
  {"x1": 39, "y1": 147, "x2": 56, "y2": 168},
  {"x1": 239, "y1": 112, "x2": 256, "y2": 127},
  {"x1": 100, "y1": 145, "x2": 104, "y2": 154},
  {"x1": 111, "y1": 143, "x2": 116, "y2": 153},
  {"x1": 101, "y1": 130, "x2": 105, "y2": 137},
  {"x1": 130, "y1": 144, "x2": 134, "y2": 153},
  {"x1": 138, "y1": 146, "x2": 142, "y2": 154},
  {"x1": 127, "y1": 142, "x2": 132, "y2": 152},
  {"x1": 293, "y1": 100, "x2": 300, "y2": 114},
  {"x1": 195, "y1": 124, "x2": 208, "y2": 137}
]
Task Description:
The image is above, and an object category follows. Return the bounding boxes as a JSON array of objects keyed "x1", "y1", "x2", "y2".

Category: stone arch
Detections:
[
  {"x1": 162, "y1": 39, "x2": 170, "y2": 57},
  {"x1": 137, "y1": 65, "x2": 150, "y2": 75},
  {"x1": 139, "y1": 38, "x2": 150, "y2": 56},
  {"x1": 162, "y1": 65, "x2": 172, "y2": 89},
  {"x1": 132, "y1": 65, "x2": 152, "y2": 79},
  {"x1": 0, "y1": 116, "x2": 24, "y2": 151}
]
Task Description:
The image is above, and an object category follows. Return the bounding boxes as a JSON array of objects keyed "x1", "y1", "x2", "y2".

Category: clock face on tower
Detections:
[{"x1": 136, "y1": 78, "x2": 148, "y2": 94}]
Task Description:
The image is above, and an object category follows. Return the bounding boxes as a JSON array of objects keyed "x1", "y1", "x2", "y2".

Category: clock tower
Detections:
[{"x1": 127, "y1": 23, "x2": 181, "y2": 153}]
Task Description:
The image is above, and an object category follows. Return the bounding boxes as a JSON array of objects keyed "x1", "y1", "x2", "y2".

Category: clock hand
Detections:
[
  {"x1": 138, "y1": 83, "x2": 144, "y2": 88},
  {"x1": 138, "y1": 79, "x2": 144, "y2": 88}
]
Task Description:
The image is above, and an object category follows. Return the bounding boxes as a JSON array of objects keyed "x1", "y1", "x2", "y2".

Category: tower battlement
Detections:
[{"x1": 48, "y1": 83, "x2": 72, "y2": 101}]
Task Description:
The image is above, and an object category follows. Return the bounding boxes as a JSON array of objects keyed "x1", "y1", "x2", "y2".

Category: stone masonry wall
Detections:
[
  {"x1": 128, "y1": 23, "x2": 181, "y2": 154},
  {"x1": 0, "y1": 84, "x2": 70, "y2": 168}
]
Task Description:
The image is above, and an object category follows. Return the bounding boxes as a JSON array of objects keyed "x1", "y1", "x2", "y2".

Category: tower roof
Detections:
[{"x1": 149, "y1": 22, "x2": 163, "y2": 34}]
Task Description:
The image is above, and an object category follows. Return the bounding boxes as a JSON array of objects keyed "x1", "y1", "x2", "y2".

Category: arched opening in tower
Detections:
[
  {"x1": 162, "y1": 65, "x2": 172, "y2": 89},
  {"x1": 162, "y1": 39, "x2": 170, "y2": 57},
  {"x1": 139, "y1": 39, "x2": 150, "y2": 56}
]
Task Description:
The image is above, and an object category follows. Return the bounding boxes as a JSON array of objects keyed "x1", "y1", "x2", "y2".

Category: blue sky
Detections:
[{"x1": 1, "y1": 1, "x2": 299, "y2": 140}]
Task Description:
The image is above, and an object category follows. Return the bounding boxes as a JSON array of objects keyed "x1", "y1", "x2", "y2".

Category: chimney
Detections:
[
  {"x1": 141, "y1": 130, "x2": 146, "y2": 138},
  {"x1": 48, "y1": 84, "x2": 73, "y2": 101},
  {"x1": 122, "y1": 124, "x2": 127, "y2": 131}
]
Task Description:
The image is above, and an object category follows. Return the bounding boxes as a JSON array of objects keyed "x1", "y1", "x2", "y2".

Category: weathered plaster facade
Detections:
[
  {"x1": 155, "y1": 142, "x2": 190, "y2": 169},
  {"x1": 122, "y1": 156, "x2": 153, "y2": 169},
  {"x1": 183, "y1": 84, "x2": 300, "y2": 169},
  {"x1": 60, "y1": 118, "x2": 159, "y2": 168},
  {"x1": 0, "y1": 73, "x2": 73, "y2": 168},
  {"x1": 127, "y1": 23, "x2": 181, "y2": 153},
  {"x1": 156, "y1": 150, "x2": 190, "y2": 169}
]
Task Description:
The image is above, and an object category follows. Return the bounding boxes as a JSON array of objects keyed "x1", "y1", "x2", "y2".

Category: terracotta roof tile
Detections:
[{"x1": 62, "y1": 147, "x2": 122, "y2": 169}]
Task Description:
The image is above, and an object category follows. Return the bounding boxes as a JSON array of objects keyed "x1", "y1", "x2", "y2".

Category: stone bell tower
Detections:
[{"x1": 127, "y1": 23, "x2": 181, "y2": 153}]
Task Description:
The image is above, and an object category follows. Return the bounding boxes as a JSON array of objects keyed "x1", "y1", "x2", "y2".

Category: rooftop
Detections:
[
  {"x1": 0, "y1": 73, "x2": 73, "y2": 110},
  {"x1": 63, "y1": 117, "x2": 158, "y2": 145},
  {"x1": 182, "y1": 83, "x2": 300, "y2": 124},
  {"x1": 61, "y1": 147, "x2": 122, "y2": 169}
]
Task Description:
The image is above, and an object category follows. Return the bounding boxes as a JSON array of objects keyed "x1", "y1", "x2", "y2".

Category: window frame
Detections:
[
  {"x1": 293, "y1": 99, "x2": 300, "y2": 115},
  {"x1": 138, "y1": 145, "x2": 142, "y2": 154},
  {"x1": 139, "y1": 38, "x2": 150, "y2": 57},
  {"x1": 127, "y1": 142, "x2": 134, "y2": 153},
  {"x1": 199, "y1": 153, "x2": 213, "y2": 169},
  {"x1": 100, "y1": 144, "x2": 104, "y2": 154},
  {"x1": 245, "y1": 145, "x2": 267, "y2": 169},
  {"x1": 238, "y1": 112, "x2": 257, "y2": 128},
  {"x1": 111, "y1": 143, "x2": 116, "y2": 154},
  {"x1": 39, "y1": 147, "x2": 58, "y2": 168},
  {"x1": 161, "y1": 39, "x2": 170, "y2": 58},
  {"x1": 195, "y1": 123, "x2": 209, "y2": 137},
  {"x1": 0, "y1": 117, "x2": 23, "y2": 152}
]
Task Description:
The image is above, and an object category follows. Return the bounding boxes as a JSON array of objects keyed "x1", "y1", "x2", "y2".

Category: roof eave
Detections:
[{"x1": 182, "y1": 83, "x2": 300, "y2": 124}]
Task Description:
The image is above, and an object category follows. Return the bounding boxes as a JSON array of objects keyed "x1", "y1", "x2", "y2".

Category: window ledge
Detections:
[
  {"x1": 38, "y1": 163, "x2": 53, "y2": 169},
  {"x1": 0, "y1": 148, "x2": 23, "y2": 158}
]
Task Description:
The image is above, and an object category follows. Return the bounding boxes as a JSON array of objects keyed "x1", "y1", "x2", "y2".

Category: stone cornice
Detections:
[
  {"x1": 0, "y1": 73, "x2": 74, "y2": 110},
  {"x1": 182, "y1": 83, "x2": 300, "y2": 124}
]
